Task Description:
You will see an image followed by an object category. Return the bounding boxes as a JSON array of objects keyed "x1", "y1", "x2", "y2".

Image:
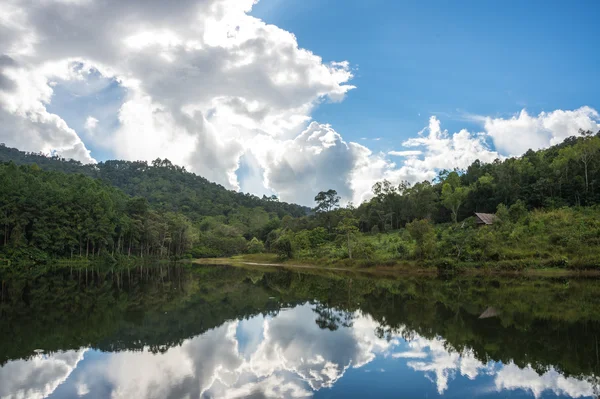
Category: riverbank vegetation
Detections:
[{"x1": 2, "y1": 130, "x2": 600, "y2": 270}]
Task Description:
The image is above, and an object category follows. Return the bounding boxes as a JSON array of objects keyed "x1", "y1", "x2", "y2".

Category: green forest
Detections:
[{"x1": 2, "y1": 129, "x2": 600, "y2": 270}]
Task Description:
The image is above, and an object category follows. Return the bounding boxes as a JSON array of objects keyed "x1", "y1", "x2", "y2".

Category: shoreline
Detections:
[{"x1": 191, "y1": 256, "x2": 600, "y2": 277}]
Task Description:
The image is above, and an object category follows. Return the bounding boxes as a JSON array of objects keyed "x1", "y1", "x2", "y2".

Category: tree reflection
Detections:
[{"x1": 1, "y1": 263, "x2": 599, "y2": 386}]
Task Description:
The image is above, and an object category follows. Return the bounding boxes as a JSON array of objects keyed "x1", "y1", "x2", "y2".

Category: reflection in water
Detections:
[
  {"x1": 0, "y1": 264, "x2": 599, "y2": 398},
  {"x1": 0, "y1": 350, "x2": 86, "y2": 399}
]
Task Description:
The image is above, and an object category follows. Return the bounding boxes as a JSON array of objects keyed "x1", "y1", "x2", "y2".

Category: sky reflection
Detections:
[{"x1": 1, "y1": 303, "x2": 597, "y2": 399}]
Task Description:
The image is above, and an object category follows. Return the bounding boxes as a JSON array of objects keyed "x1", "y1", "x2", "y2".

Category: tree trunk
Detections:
[
  {"x1": 584, "y1": 160, "x2": 589, "y2": 193},
  {"x1": 347, "y1": 233, "x2": 352, "y2": 259}
]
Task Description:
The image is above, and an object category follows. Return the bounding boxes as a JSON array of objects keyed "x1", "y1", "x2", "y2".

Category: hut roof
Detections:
[
  {"x1": 475, "y1": 212, "x2": 496, "y2": 225},
  {"x1": 479, "y1": 306, "x2": 500, "y2": 319}
]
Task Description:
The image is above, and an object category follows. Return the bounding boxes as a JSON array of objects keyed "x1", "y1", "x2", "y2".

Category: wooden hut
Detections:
[{"x1": 474, "y1": 212, "x2": 496, "y2": 226}]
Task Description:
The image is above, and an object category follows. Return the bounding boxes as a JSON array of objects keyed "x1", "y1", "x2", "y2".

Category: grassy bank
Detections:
[
  {"x1": 192, "y1": 253, "x2": 600, "y2": 277},
  {"x1": 250, "y1": 206, "x2": 600, "y2": 273}
]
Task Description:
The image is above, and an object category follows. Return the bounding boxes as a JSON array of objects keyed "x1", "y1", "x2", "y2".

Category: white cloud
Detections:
[
  {"x1": 483, "y1": 107, "x2": 600, "y2": 156},
  {"x1": 391, "y1": 350, "x2": 428, "y2": 358},
  {"x1": 1, "y1": 0, "x2": 599, "y2": 205},
  {"x1": 0, "y1": 60, "x2": 95, "y2": 163},
  {"x1": 33, "y1": 305, "x2": 394, "y2": 399},
  {"x1": 0, "y1": 0, "x2": 353, "y2": 191},
  {"x1": 84, "y1": 116, "x2": 98, "y2": 131},
  {"x1": 401, "y1": 116, "x2": 501, "y2": 178},
  {"x1": 388, "y1": 150, "x2": 422, "y2": 157},
  {"x1": 253, "y1": 122, "x2": 361, "y2": 205}
]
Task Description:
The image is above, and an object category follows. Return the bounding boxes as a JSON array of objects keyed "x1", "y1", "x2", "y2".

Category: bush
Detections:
[
  {"x1": 353, "y1": 240, "x2": 375, "y2": 260},
  {"x1": 247, "y1": 237, "x2": 265, "y2": 254},
  {"x1": 273, "y1": 236, "x2": 293, "y2": 260},
  {"x1": 406, "y1": 219, "x2": 436, "y2": 259}
]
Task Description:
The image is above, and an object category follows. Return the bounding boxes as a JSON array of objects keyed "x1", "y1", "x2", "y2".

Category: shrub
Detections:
[
  {"x1": 406, "y1": 219, "x2": 436, "y2": 259},
  {"x1": 273, "y1": 236, "x2": 293, "y2": 260},
  {"x1": 247, "y1": 237, "x2": 265, "y2": 254}
]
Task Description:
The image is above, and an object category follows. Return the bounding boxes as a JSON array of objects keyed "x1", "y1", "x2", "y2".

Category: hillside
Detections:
[{"x1": 0, "y1": 144, "x2": 308, "y2": 220}]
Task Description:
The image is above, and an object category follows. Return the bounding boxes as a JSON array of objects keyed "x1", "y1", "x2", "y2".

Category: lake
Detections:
[{"x1": 1, "y1": 263, "x2": 599, "y2": 398}]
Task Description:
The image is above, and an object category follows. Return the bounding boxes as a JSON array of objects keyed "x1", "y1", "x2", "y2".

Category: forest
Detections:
[{"x1": 2, "y1": 129, "x2": 600, "y2": 269}]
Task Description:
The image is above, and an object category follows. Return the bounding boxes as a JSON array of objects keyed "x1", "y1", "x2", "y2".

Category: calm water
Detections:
[{"x1": 1, "y1": 264, "x2": 599, "y2": 399}]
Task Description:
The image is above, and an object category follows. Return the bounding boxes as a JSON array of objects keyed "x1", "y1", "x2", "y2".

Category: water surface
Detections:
[{"x1": 1, "y1": 264, "x2": 599, "y2": 398}]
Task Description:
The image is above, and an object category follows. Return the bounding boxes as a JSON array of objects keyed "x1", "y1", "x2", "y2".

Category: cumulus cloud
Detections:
[
  {"x1": 20, "y1": 305, "x2": 392, "y2": 399},
  {"x1": 253, "y1": 122, "x2": 363, "y2": 205},
  {"x1": 0, "y1": 59, "x2": 95, "y2": 162},
  {"x1": 401, "y1": 116, "x2": 501, "y2": 179},
  {"x1": 370, "y1": 116, "x2": 502, "y2": 205},
  {"x1": 0, "y1": 0, "x2": 354, "y2": 191},
  {"x1": 2, "y1": 0, "x2": 599, "y2": 205},
  {"x1": 249, "y1": 305, "x2": 393, "y2": 391},
  {"x1": 483, "y1": 107, "x2": 600, "y2": 156}
]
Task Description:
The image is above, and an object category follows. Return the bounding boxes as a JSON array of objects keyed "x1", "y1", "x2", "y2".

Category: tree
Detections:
[
  {"x1": 441, "y1": 172, "x2": 471, "y2": 223},
  {"x1": 406, "y1": 219, "x2": 436, "y2": 259},
  {"x1": 247, "y1": 237, "x2": 265, "y2": 254},
  {"x1": 314, "y1": 189, "x2": 340, "y2": 213},
  {"x1": 314, "y1": 189, "x2": 340, "y2": 232},
  {"x1": 272, "y1": 235, "x2": 293, "y2": 260},
  {"x1": 336, "y1": 212, "x2": 359, "y2": 259},
  {"x1": 407, "y1": 181, "x2": 438, "y2": 221},
  {"x1": 555, "y1": 131, "x2": 600, "y2": 194}
]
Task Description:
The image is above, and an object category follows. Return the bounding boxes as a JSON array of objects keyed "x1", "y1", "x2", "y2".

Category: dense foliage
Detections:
[
  {"x1": 0, "y1": 162, "x2": 297, "y2": 261},
  {"x1": 0, "y1": 163, "x2": 198, "y2": 260},
  {"x1": 3, "y1": 130, "x2": 600, "y2": 268},
  {"x1": 262, "y1": 130, "x2": 600, "y2": 269},
  {"x1": 0, "y1": 145, "x2": 308, "y2": 261},
  {"x1": 353, "y1": 129, "x2": 600, "y2": 230},
  {"x1": 0, "y1": 144, "x2": 308, "y2": 220}
]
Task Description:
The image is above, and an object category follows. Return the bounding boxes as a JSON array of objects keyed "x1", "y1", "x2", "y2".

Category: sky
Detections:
[{"x1": 1, "y1": 0, "x2": 599, "y2": 206}]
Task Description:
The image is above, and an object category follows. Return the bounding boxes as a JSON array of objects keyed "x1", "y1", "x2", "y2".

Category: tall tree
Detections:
[
  {"x1": 441, "y1": 171, "x2": 470, "y2": 223},
  {"x1": 336, "y1": 211, "x2": 359, "y2": 259},
  {"x1": 314, "y1": 189, "x2": 340, "y2": 232},
  {"x1": 555, "y1": 130, "x2": 600, "y2": 194}
]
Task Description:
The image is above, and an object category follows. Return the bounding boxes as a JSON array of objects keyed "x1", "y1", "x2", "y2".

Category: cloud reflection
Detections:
[
  {"x1": 1, "y1": 304, "x2": 598, "y2": 399},
  {"x1": 0, "y1": 349, "x2": 87, "y2": 399}
]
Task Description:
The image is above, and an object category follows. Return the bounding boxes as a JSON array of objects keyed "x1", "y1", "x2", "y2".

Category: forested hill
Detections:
[
  {"x1": 0, "y1": 144, "x2": 308, "y2": 220},
  {"x1": 354, "y1": 129, "x2": 600, "y2": 230}
]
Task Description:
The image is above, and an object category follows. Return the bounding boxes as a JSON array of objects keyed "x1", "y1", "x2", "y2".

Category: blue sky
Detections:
[
  {"x1": 2, "y1": 0, "x2": 600, "y2": 204},
  {"x1": 252, "y1": 0, "x2": 600, "y2": 154}
]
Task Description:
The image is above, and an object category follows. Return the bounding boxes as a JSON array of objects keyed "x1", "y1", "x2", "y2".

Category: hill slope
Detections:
[{"x1": 0, "y1": 144, "x2": 308, "y2": 220}]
